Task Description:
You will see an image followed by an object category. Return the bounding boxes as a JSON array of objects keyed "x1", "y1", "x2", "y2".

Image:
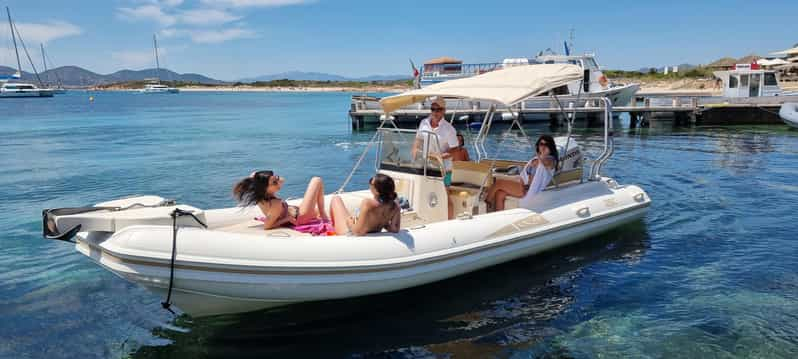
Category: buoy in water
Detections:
[{"x1": 89, "y1": 96, "x2": 94, "y2": 102}]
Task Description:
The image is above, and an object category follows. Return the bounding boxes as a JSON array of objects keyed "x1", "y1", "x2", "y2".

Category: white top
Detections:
[
  {"x1": 519, "y1": 157, "x2": 555, "y2": 209},
  {"x1": 417, "y1": 117, "x2": 458, "y2": 170}
]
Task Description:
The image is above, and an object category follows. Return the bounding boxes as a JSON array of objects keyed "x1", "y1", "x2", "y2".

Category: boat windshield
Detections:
[{"x1": 378, "y1": 128, "x2": 444, "y2": 178}]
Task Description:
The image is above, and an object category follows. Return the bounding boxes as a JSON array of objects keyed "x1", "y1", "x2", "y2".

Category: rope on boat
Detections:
[
  {"x1": 336, "y1": 116, "x2": 399, "y2": 194},
  {"x1": 162, "y1": 208, "x2": 207, "y2": 315}
]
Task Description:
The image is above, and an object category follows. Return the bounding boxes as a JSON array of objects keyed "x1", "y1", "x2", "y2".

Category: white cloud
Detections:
[
  {"x1": 162, "y1": 27, "x2": 256, "y2": 44},
  {"x1": 0, "y1": 21, "x2": 82, "y2": 45},
  {"x1": 178, "y1": 9, "x2": 241, "y2": 25},
  {"x1": 200, "y1": 0, "x2": 310, "y2": 7},
  {"x1": 111, "y1": 48, "x2": 165, "y2": 69},
  {"x1": 160, "y1": 0, "x2": 184, "y2": 7},
  {"x1": 117, "y1": 5, "x2": 177, "y2": 26}
]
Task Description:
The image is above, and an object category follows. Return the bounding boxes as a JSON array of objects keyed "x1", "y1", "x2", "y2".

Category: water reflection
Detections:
[{"x1": 131, "y1": 222, "x2": 650, "y2": 358}]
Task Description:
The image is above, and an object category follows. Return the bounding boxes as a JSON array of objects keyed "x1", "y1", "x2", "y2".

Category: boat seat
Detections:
[
  {"x1": 215, "y1": 219, "x2": 311, "y2": 237},
  {"x1": 502, "y1": 169, "x2": 582, "y2": 209}
]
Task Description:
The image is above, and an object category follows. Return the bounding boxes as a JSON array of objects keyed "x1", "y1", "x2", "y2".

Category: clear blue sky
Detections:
[{"x1": 2, "y1": 0, "x2": 796, "y2": 80}]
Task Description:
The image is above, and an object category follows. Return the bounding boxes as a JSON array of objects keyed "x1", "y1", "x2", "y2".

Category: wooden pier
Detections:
[{"x1": 349, "y1": 94, "x2": 794, "y2": 129}]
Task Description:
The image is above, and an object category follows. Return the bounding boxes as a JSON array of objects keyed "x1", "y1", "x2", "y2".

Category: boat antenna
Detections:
[
  {"x1": 11, "y1": 18, "x2": 44, "y2": 87},
  {"x1": 6, "y1": 7, "x2": 23, "y2": 78}
]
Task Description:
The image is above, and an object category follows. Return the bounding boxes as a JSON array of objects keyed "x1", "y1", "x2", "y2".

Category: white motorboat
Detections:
[
  {"x1": 780, "y1": 102, "x2": 798, "y2": 128},
  {"x1": 137, "y1": 34, "x2": 179, "y2": 94},
  {"x1": 43, "y1": 64, "x2": 651, "y2": 317}
]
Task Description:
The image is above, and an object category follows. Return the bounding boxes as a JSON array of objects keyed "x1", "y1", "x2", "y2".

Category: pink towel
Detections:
[{"x1": 255, "y1": 217, "x2": 336, "y2": 236}]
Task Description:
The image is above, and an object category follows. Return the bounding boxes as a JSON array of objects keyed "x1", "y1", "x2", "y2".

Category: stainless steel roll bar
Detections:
[
  {"x1": 588, "y1": 97, "x2": 614, "y2": 180},
  {"x1": 471, "y1": 94, "x2": 614, "y2": 181}
]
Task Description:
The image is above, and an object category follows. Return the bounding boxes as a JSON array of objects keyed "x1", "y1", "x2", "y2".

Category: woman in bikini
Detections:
[
  {"x1": 233, "y1": 171, "x2": 328, "y2": 230},
  {"x1": 329, "y1": 174, "x2": 401, "y2": 236},
  {"x1": 485, "y1": 135, "x2": 559, "y2": 212}
]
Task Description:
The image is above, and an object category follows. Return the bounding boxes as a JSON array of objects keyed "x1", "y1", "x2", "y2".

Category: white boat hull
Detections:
[
  {"x1": 780, "y1": 102, "x2": 798, "y2": 128},
  {"x1": 0, "y1": 89, "x2": 54, "y2": 97},
  {"x1": 109, "y1": 207, "x2": 645, "y2": 317},
  {"x1": 139, "y1": 88, "x2": 180, "y2": 94},
  {"x1": 68, "y1": 179, "x2": 649, "y2": 317}
]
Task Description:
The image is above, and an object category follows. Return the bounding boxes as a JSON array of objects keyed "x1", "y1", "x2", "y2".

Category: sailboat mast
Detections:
[
  {"x1": 153, "y1": 34, "x2": 161, "y2": 84},
  {"x1": 6, "y1": 7, "x2": 23, "y2": 77},
  {"x1": 41, "y1": 43, "x2": 48, "y2": 72}
]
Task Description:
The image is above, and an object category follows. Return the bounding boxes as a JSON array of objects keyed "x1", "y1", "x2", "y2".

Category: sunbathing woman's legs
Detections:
[
  {"x1": 329, "y1": 196, "x2": 351, "y2": 235},
  {"x1": 298, "y1": 176, "x2": 328, "y2": 223},
  {"x1": 486, "y1": 179, "x2": 525, "y2": 211}
]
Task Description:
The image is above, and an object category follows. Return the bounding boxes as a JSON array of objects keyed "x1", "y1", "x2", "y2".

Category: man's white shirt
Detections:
[{"x1": 417, "y1": 116, "x2": 458, "y2": 170}]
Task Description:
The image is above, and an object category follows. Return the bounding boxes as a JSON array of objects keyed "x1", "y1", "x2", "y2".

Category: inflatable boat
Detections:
[
  {"x1": 43, "y1": 64, "x2": 651, "y2": 317},
  {"x1": 780, "y1": 102, "x2": 798, "y2": 129}
]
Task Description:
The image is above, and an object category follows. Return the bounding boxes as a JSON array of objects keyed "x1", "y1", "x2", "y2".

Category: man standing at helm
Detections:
[{"x1": 412, "y1": 97, "x2": 459, "y2": 219}]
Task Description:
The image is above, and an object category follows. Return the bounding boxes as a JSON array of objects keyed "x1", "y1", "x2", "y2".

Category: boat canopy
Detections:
[
  {"x1": 770, "y1": 46, "x2": 798, "y2": 56},
  {"x1": 379, "y1": 64, "x2": 583, "y2": 113}
]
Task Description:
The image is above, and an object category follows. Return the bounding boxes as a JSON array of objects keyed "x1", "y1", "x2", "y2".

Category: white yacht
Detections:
[
  {"x1": 0, "y1": 81, "x2": 54, "y2": 97},
  {"x1": 138, "y1": 34, "x2": 179, "y2": 94},
  {"x1": 42, "y1": 64, "x2": 650, "y2": 317},
  {"x1": 419, "y1": 53, "x2": 639, "y2": 107},
  {"x1": 1, "y1": 7, "x2": 53, "y2": 98},
  {"x1": 140, "y1": 83, "x2": 179, "y2": 94}
]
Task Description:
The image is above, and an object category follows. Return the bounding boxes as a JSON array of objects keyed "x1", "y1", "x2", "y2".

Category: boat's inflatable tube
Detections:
[{"x1": 780, "y1": 102, "x2": 798, "y2": 128}]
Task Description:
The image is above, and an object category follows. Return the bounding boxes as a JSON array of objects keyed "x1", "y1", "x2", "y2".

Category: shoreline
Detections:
[
  {"x1": 83, "y1": 79, "x2": 798, "y2": 95},
  {"x1": 89, "y1": 85, "x2": 409, "y2": 93}
]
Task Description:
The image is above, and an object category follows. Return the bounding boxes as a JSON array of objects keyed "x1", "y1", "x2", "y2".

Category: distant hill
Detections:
[
  {"x1": 239, "y1": 71, "x2": 409, "y2": 83},
  {"x1": 0, "y1": 65, "x2": 225, "y2": 87},
  {"x1": 0, "y1": 65, "x2": 408, "y2": 86}
]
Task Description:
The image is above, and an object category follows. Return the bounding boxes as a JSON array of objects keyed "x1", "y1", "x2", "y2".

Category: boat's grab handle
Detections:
[
  {"x1": 42, "y1": 199, "x2": 181, "y2": 243},
  {"x1": 42, "y1": 207, "x2": 116, "y2": 243}
]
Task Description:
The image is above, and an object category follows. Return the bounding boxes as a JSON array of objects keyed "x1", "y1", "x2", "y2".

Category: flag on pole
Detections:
[{"x1": 409, "y1": 59, "x2": 420, "y2": 89}]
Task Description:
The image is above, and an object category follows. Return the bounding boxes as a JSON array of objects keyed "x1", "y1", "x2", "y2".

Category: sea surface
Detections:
[{"x1": 1, "y1": 91, "x2": 797, "y2": 358}]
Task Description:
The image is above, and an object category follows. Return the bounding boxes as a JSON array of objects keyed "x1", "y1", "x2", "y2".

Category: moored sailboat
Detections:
[
  {"x1": 0, "y1": 7, "x2": 53, "y2": 98},
  {"x1": 139, "y1": 34, "x2": 179, "y2": 94}
]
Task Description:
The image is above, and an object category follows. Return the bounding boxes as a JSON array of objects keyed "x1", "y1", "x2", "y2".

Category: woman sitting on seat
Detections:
[
  {"x1": 329, "y1": 174, "x2": 401, "y2": 236},
  {"x1": 485, "y1": 135, "x2": 558, "y2": 211},
  {"x1": 451, "y1": 133, "x2": 471, "y2": 162},
  {"x1": 233, "y1": 171, "x2": 328, "y2": 230}
]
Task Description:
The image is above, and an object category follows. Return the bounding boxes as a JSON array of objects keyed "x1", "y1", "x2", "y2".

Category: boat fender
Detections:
[
  {"x1": 599, "y1": 75, "x2": 609, "y2": 88},
  {"x1": 162, "y1": 208, "x2": 208, "y2": 315}
]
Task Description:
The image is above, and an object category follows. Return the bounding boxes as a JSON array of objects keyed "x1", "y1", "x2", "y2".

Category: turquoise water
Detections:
[{"x1": 1, "y1": 91, "x2": 797, "y2": 358}]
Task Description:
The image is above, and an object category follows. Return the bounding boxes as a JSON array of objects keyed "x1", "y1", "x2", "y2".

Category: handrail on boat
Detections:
[{"x1": 589, "y1": 97, "x2": 614, "y2": 181}]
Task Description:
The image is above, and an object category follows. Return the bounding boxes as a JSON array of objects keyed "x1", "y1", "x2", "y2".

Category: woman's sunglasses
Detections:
[
  {"x1": 431, "y1": 107, "x2": 444, "y2": 112},
  {"x1": 269, "y1": 175, "x2": 281, "y2": 185}
]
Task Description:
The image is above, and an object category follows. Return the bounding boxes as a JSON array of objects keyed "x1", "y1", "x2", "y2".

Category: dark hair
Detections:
[
  {"x1": 456, "y1": 132, "x2": 465, "y2": 145},
  {"x1": 371, "y1": 174, "x2": 397, "y2": 204},
  {"x1": 233, "y1": 170, "x2": 275, "y2": 207},
  {"x1": 535, "y1": 135, "x2": 559, "y2": 169}
]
